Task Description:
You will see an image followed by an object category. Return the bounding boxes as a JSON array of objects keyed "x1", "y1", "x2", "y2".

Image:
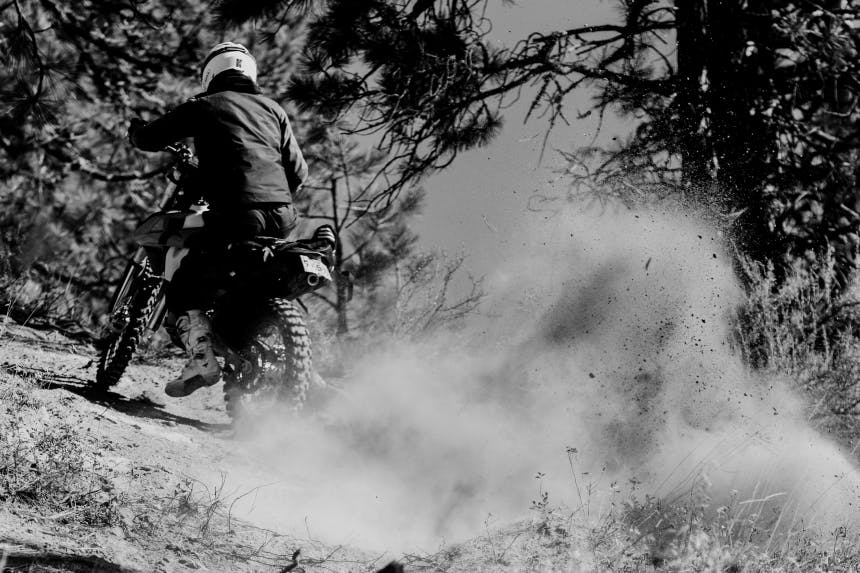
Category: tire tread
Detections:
[
  {"x1": 95, "y1": 274, "x2": 161, "y2": 391},
  {"x1": 222, "y1": 298, "x2": 312, "y2": 418}
]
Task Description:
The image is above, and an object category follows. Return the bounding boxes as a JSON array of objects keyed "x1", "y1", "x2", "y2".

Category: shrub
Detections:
[{"x1": 733, "y1": 252, "x2": 860, "y2": 445}]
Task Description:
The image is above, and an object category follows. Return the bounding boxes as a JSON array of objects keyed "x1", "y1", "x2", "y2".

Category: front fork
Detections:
[
  {"x1": 109, "y1": 247, "x2": 149, "y2": 316},
  {"x1": 109, "y1": 246, "x2": 172, "y2": 333}
]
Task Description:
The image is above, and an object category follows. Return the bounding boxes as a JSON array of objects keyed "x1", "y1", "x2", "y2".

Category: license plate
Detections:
[{"x1": 300, "y1": 255, "x2": 332, "y2": 281}]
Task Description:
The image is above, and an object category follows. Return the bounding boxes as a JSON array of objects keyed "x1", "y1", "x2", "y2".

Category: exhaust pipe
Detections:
[{"x1": 306, "y1": 273, "x2": 320, "y2": 287}]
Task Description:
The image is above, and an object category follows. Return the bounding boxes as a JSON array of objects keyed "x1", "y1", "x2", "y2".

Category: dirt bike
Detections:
[{"x1": 95, "y1": 144, "x2": 336, "y2": 417}]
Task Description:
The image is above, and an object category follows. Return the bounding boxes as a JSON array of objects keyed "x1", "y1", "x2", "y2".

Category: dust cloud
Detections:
[{"x1": 221, "y1": 206, "x2": 860, "y2": 552}]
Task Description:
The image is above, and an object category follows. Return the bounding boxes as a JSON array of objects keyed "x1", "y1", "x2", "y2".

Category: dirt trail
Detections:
[{"x1": 0, "y1": 323, "x2": 376, "y2": 572}]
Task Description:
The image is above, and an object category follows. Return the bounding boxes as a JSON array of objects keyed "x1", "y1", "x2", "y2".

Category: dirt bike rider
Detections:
[{"x1": 127, "y1": 42, "x2": 308, "y2": 398}]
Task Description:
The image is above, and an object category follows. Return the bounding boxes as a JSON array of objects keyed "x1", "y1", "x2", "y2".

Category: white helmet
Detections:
[{"x1": 200, "y1": 42, "x2": 258, "y2": 91}]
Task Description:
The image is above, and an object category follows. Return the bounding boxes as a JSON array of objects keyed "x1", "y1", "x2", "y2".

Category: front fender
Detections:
[
  {"x1": 164, "y1": 246, "x2": 190, "y2": 282},
  {"x1": 134, "y1": 210, "x2": 206, "y2": 248}
]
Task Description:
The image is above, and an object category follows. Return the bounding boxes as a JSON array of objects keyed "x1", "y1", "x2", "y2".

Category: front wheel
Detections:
[
  {"x1": 221, "y1": 299, "x2": 312, "y2": 419},
  {"x1": 95, "y1": 271, "x2": 162, "y2": 391}
]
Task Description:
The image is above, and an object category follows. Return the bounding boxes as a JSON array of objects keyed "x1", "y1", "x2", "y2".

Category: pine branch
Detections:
[
  {"x1": 74, "y1": 160, "x2": 170, "y2": 182},
  {"x1": 10, "y1": 0, "x2": 49, "y2": 118},
  {"x1": 214, "y1": 0, "x2": 314, "y2": 27}
]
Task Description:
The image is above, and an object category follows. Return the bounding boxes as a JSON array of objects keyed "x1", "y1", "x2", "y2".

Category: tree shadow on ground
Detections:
[
  {"x1": 1, "y1": 363, "x2": 230, "y2": 433},
  {"x1": 0, "y1": 545, "x2": 136, "y2": 573}
]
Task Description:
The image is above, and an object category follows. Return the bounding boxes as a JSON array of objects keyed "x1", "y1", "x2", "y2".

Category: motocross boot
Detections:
[{"x1": 165, "y1": 310, "x2": 221, "y2": 397}]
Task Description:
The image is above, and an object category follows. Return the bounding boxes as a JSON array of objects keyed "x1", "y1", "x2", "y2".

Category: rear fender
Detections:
[{"x1": 267, "y1": 249, "x2": 334, "y2": 299}]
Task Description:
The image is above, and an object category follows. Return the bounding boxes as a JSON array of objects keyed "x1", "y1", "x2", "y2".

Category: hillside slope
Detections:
[
  {"x1": 3, "y1": 206, "x2": 860, "y2": 572},
  {"x1": 3, "y1": 322, "x2": 860, "y2": 573},
  {"x1": 0, "y1": 323, "x2": 374, "y2": 573}
]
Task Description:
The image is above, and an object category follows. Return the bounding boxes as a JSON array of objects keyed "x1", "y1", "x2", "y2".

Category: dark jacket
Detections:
[{"x1": 131, "y1": 74, "x2": 308, "y2": 210}]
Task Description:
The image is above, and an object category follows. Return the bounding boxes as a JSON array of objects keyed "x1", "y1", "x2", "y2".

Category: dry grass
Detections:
[
  {"x1": 0, "y1": 375, "x2": 122, "y2": 527},
  {"x1": 404, "y1": 483, "x2": 859, "y2": 572},
  {"x1": 0, "y1": 371, "x2": 347, "y2": 571}
]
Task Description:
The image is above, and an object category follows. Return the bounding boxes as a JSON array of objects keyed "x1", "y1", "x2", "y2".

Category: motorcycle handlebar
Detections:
[
  {"x1": 163, "y1": 143, "x2": 198, "y2": 170},
  {"x1": 164, "y1": 143, "x2": 189, "y2": 157}
]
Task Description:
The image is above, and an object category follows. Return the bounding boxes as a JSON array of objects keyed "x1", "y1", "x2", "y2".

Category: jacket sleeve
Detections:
[
  {"x1": 281, "y1": 116, "x2": 309, "y2": 193},
  {"x1": 131, "y1": 100, "x2": 202, "y2": 152}
]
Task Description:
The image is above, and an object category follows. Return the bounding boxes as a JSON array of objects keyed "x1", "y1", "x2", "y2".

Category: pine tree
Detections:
[
  {"x1": 1, "y1": 0, "x2": 480, "y2": 335},
  {"x1": 213, "y1": 0, "x2": 860, "y2": 284},
  {"x1": 0, "y1": 0, "x2": 300, "y2": 325},
  {"x1": 297, "y1": 121, "x2": 424, "y2": 334},
  {"x1": 297, "y1": 120, "x2": 482, "y2": 337},
  {"x1": 1, "y1": 0, "x2": 214, "y2": 325}
]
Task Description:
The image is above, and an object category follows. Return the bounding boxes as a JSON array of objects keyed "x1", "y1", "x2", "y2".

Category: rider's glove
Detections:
[
  {"x1": 313, "y1": 225, "x2": 337, "y2": 249},
  {"x1": 127, "y1": 118, "x2": 147, "y2": 147}
]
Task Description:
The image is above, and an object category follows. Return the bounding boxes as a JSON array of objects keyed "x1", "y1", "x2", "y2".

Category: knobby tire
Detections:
[
  {"x1": 222, "y1": 298, "x2": 312, "y2": 419},
  {"x1": 95, "y1": 274, "x2": 161, "y2": 391}
]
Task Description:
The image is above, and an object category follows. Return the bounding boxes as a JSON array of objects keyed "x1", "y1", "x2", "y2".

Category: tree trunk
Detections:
[
  {"x1": 674, "y1": 0, "x2": 711, "y2": 199},
  {"x1": 706, "y1": 0, "x2": 776, "y2": 262},
  {"x1": 675, "y1": 0, "x2": 776, "y2": 261},
  {"x1": 335, "y1": 241, "x2": 349, "y2": 336},
  {"x1": 330, "y1": 177, "x2": 349, "y2": 335}
]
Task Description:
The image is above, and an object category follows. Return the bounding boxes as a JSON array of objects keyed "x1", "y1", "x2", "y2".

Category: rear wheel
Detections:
[
  {"x1": 222, "y1": 299, "x2": 312, "y2": 419},
  {"x1": 95, "y1": 272, "x2": 161, "y2": 391}
]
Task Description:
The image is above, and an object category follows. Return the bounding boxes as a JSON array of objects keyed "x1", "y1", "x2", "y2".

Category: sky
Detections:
[{"x1": 414, "y1": 0, "x2": 629, "y2": 274}]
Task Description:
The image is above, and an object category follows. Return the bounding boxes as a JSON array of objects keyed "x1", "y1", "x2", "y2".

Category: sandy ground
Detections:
[{"x1": 0, "y1": 323, "x2": 378, "y2": 572}]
